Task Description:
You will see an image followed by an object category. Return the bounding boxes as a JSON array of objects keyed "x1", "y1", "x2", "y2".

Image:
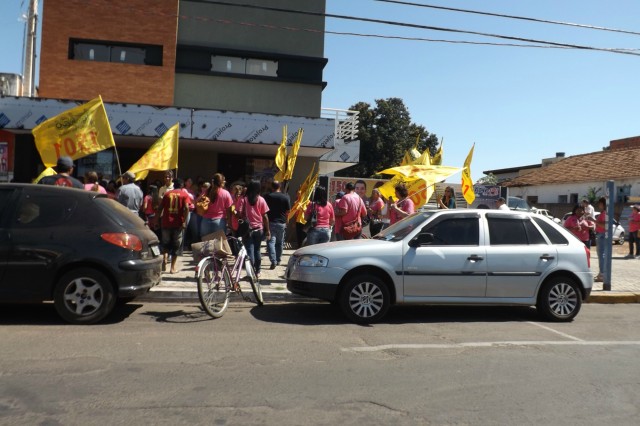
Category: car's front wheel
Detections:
[
  {"x1": 536, "y1": 276, "x2": 582, "y2": 322},
  {"x1": 617, "y1": 232, "x2": 625, "y2": 245},
  {"x1": 339, "y1": 274, "x2": 390, "y2": 324},
  {"x1": 54, "y1": 268, "x2": 116, "y2": 324}
]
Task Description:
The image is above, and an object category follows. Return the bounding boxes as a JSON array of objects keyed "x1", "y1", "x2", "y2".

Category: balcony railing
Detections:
[{"x1": 321, "y1": 108, "x2": 359, "y2": 141}]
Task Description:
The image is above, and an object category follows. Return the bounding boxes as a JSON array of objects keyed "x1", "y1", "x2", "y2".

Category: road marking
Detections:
[
  {"x1": 342, "y1": 341, "x2": 640, "y2": 352},
  {"x1": 526, "y1": 321, "x2": 584, "y2": 341}
]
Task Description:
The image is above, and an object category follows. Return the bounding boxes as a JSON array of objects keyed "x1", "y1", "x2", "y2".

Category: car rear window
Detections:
[
  {"x1": 488, "y1": 216, "x2": 547, "y2": 245},
  {"x1": 532, "y1": 217, "x2": 569, "y2": 245}
]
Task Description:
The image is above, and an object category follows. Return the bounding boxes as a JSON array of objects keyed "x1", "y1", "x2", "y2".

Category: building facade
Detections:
[{"x1": 0, "y1": 0, "x2": 359, "y2": 191}]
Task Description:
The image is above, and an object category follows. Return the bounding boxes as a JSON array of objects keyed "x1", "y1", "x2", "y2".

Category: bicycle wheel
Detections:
[
  {"x1": 197, "y1": 257, "x2": 231, "y2": 317},
  {"x1": 244, "y1": 258, "x2": 264, "y2": 306}
]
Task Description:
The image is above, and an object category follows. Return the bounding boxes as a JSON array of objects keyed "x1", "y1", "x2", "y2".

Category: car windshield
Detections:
[{"x1": 372, "y1": 212, "x2": 435, "y2": 241}]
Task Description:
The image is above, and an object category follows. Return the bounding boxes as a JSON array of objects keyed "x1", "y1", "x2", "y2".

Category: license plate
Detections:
[{"x1": 150, "y1": 245, "x2": 161, "y2": 256}]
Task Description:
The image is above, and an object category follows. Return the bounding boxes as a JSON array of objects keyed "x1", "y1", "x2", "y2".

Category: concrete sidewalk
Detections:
[{"x1": 140, "y1": 245, "x2": 640, "y2": 304}]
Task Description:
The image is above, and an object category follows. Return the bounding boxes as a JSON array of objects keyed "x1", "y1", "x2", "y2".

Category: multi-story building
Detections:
[{"x1": 0, "y1": 0, "x2": 359, "y2": 190}]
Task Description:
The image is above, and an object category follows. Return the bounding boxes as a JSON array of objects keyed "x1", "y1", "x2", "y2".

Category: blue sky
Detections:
[{"x1": 2, "y1": 0, "x2": 639, "y2": 181}]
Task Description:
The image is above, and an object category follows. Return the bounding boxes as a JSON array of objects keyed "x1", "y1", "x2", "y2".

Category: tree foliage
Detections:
[{"x1": 336, "y1": 98, "x2": 439, "y2": 178}]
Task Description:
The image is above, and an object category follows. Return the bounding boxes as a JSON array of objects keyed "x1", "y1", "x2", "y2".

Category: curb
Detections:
[{"x1": 586, "y1": 292, "x2": 640, "y2": 304}]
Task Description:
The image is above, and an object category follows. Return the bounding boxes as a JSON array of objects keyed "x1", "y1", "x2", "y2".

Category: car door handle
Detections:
[
  {"x1": 540, "y1": 254, "x2": 555, "y2": 261},
  {"x1": 467, "y1": 255, "x2": 484, "y2": 262}
]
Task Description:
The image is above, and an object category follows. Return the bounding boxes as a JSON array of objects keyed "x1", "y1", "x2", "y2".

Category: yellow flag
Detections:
[
  {"x1": 33, "y1": 167, "x2": 56, "y2": 183},
  {"x1": 284, "y1": 128, "x2": 303, "y2": 181},
  {"x1": 274, "y1": 125, "x2": 288, "y2": 180},
  {"x1": 461, "y1": 144, "x2": 475, "y2": 205},
  {"x1": 400, "y1": 150, "x2": 414, "y2": 166},
  {"x1": 288, "y1": 164, "x2": 317, "y2": 221},
  {"x1": 127, "y1": 123, "x2": 179, "y2": 180},
  {"x1": 432, "y1": 139, "x2": 444, "y2": 165},
  {"x1": 32, "y1": 96, "x2": 115, "y2": 167},
  {"x1": 413, "y1": 148, "x2": 431, "y2": 166}
]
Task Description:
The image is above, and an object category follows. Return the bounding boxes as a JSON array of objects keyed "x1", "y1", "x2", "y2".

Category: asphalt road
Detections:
[{"x1": 1, "y1": 301, "x2": 639, "y2": 425}]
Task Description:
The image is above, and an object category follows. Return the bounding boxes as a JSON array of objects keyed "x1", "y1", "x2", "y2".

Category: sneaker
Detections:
[
  {"x1": 625, "y1": 254, "x2": 634, "y2": 259},
  {"x1": 270, "y1": 262, "x2": 276, "y2": 270},
  {"x1": 276, "y1": 261, "x2": 281, "y2": 266}
]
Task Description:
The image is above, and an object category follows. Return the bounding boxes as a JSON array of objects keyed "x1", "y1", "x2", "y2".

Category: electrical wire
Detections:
[
  {"x1": 373, "y1": 0, "x2": 640, "y2": 37},
  {"x1": 188, "y1": 1, "x2": 640, "y2": 56}
]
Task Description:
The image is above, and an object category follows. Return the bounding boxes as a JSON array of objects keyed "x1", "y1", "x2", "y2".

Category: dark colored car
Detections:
[{"x1": 0, "y1": 184, "x2": 162, "y2": 324}]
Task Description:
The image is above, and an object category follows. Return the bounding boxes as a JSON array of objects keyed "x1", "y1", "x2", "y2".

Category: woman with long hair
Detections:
[
  {"x1": 238, "y1": 180, "x2": 270, "y2": 276},
  {"x1": 304, "y1": 186, "x2": 335, "y2": 246},
  {"x1": 200, "y1": 173, "x2": 233, "y2": 237},
  {"x1": 368, "y1": 188, "x2": 385, "y2": 236},
  {"x1": 437, "y1": 186, "x2": 457, "y2": 209}
]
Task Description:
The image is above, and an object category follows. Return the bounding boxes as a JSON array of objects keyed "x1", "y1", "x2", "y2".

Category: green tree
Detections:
[
  {"x1": 477, "y1": 173, "x2": 498, "y2": 185},
  {"x1": 336, "y1": 98, "x2": 439, "y2": 178}
]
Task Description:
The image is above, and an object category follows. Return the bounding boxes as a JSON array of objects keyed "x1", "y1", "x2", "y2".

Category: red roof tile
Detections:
[{"x1": 503, "y1": 147, "x2": 639, "y2": 187}]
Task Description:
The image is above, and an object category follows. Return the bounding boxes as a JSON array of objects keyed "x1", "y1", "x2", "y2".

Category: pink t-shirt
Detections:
[
  {"x1": 369, "y1": 198, "x2": 384, "y2": 219},
  {"x1": 564, "y1": 215, "x2": 590, "y2": 242},
  {"x1": 84, "y1": 183, "x2": 107, "y2": 194},
  {"x1": 203, "y1": 188, "x2": 233, "y2": 219},
  {"x1": 305, "y1": 202, "x2": 335, "y2": 228},
  {"x1": 629, "y1": 211, "x2": 640, "y2": 233},
  {"x1": 339, "y1": 192, "x2": 365, "y2": 224},
  {"x1": 239, "y1": 196, "x2": 269, "y2": 230},
  {"x1": 389, "y1": 197, "x2": 415, "y2": 225}
]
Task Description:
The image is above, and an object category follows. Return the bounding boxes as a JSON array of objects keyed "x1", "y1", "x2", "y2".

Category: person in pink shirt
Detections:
[
  {"x1": 594, "y1": 197, "x2": 607, "y2": 282},
  {"x1": 368, "y1": 188, "x2": 386, "y2": 236},
  {"x1": 237, "y1": 180, "x2": 270, "y2": 275},
  {"x1": 304, "y1": 186, "x2": 335, "y2": 246},
  {"x1": 563, "y1": 204, "x2": 592, "y2": 248},
  {"x1": 83, "y1": 171, "x2": 107, "y2": 194},
  {"x1": 335, "y1": 182, "x2": 367, "y2": 240},
  {"x1": 332, "y1": 191, "x2": 345, "y2": 240},
  {"x1": 626, "y1": 205, "x2": 640, "y2": 258},
  {"x1": 388, "y1": 183, "x2": 415, "y2": 225},
  {"x1": 200, "y1": 173, "x2": 233, "y2": 237}
]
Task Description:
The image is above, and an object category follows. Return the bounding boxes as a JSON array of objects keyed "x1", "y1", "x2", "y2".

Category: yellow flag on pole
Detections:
[
  {"x1": 33, "y1": 167, "x2": 56, "y2": 183},
  {"x1": 127, "y1": 123, "x2": 179, "y2": 180},
  {"x1": 287, "y1": 163, "x2": 316, "y2": 221},
  {"x1": 283, "y1": 128, "x2": 303, "y2": 181},
  {"x1": 432, "y1": 138, "x2": 444, "y2": 165},
  {"x1": 274, "y1": 125, "x2": 288, "y2": 181},
  {"x1": 461, "y1": 143, "x2": 476, "y2": 205},
  {"x1": 32, "y1": 96, "x2": 115, "y2": 167}
]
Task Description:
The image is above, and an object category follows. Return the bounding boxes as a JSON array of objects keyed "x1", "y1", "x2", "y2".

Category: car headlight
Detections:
[{"x1": 297, "y1": 255, "x2": 329, "y2": 267}]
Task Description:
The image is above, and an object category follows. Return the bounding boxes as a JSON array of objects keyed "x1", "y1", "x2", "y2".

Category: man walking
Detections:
[
  {"x1": 38, "y1": 156, "x2": 84, "y2": 188},
  {"x1": 335, "y1": 182, "x2": 367, "y2": 240},
  {"x1": 265, "y1": 180, "x2": 291, "y2": 269},
  {"x1": 160, "y1": 178, "x2": 190, "y2": 274},
  {"x1": 116, "y1": 171, "x2": 143, "y2": 215}
]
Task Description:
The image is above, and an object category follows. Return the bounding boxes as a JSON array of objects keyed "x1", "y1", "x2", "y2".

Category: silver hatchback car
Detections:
[{"x1": 287, "y1": 210, "x2": 593, "y2": 324}]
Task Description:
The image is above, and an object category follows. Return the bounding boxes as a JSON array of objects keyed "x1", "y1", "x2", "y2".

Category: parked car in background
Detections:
[
  {"x1": 287, "y1": 209, "x2": 593, "y2": 324},
  {"x1": 532, "y1": 208, "x2": 561, "y2": 224},
  {"x1": 508, "y1": 196, "x2": 532, "y2": 211},
  {"x1": 0, "y1": 184, "x2": 163, "y2": 324},
  {"x1": 561, "y1": 212, "x2": 625, "y2": 245}
]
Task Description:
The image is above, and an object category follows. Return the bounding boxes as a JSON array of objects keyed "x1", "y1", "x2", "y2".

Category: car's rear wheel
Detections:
[
  {"x1": 617, "y1": 232, "x2": 625, "y2": 245},
  {"x1": 54, "y1": 268, "x2": 116, "y2": 324},
  {"x1": 536, "y1": 276, "x2": 582, "y2": 322},
  {"x1": 339, "y1": 274, "x2": 390, "y2": 324}
]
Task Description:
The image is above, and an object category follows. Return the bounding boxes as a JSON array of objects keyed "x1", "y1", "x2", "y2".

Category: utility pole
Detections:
[{"x1": 22, "y1": 0, "x2": 38, "y2": 97}]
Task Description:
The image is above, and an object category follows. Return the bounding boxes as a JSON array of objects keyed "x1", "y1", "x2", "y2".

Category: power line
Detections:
[
  {"x1": 374, "y1": 0, "x2": 640, "y2": 37},
  {"x1": 190, "y1": 1, "x2": 640, "y2": 56}
]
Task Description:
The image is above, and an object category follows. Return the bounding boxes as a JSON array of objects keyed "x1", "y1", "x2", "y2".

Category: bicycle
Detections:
[{"x1": 195, "y1": 235, "x2": 264, "y2": 318}]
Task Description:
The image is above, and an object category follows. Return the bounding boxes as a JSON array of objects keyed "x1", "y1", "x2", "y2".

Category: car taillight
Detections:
[
  {"x1": 101, "y1": 233, "x2": 143, "y2": 251},
  {"x1": 584, "y1": 246, "x2": 591, "y2": 268}
]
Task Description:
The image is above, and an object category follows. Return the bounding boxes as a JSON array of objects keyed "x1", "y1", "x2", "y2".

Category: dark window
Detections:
[
  {"x1": 532, "y1": 217, "x2": 569, "y2": 245},
  {"x1": 0, "y1": 188, "x2": 16, "y2": 220},
  {"x1": 422, "y1": 217, "x2": 479, "y2": 246},
  {"x1": 489, "y1": 217, "x2": 528, "y2": 245},
  {"x1": 15, "y1": 194, "x2": 76, "y2": 228},
  {"x1": 70, "y1": 40, "x2": 162, "y2": 66}
]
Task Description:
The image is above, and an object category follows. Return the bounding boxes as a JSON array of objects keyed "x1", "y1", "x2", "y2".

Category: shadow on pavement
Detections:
[
  {"x1": 248, "y1": 302, "x2": 542, "y2": 326},
  {"x1": 140, "y1": 304, "x2": 217, "y2": 323},
  {"x1": 0, "y1": 302, "x2": 144, "y2": 326}
]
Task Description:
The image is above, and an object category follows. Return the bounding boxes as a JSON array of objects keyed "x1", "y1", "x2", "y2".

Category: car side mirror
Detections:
[{"x1": 408, "y1": 232, "x2": 434, "y2": 247}]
